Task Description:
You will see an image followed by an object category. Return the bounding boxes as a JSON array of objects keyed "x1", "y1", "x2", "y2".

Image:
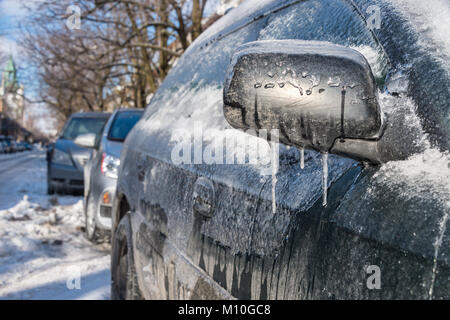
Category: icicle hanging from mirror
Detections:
[{"x1": 322, "y1": 152, "x2": 328, "y2": 207}]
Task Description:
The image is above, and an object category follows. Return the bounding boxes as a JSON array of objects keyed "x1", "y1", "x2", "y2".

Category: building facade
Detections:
[{"x1": 0, "y1": 57, "x2": 27, "y2": 138}]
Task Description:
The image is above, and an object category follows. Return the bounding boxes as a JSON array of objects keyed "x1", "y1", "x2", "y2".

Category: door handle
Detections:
[{"x1": 192, "y1": 177, "x2": 215, "y2": 219}]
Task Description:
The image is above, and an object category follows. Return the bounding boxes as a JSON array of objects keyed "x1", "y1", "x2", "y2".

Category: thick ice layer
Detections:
[
  {"x1": 373, "y1": 148, "x2": 450, "y2": 208},
  {"x1": 194, "y1": 0, "x2": 290, "y2": 46},
  {"x1": 350, "y1": 45, "x2": 386, "y2": 80},
  {"x1": 373, "y1": 147, "x2": 450, "y2": 298},
  {"x1": 233, "y1": 40, "x2": 370, "y2": 70},
  {"x1": 388, "y1": 0, "x2": 450, "y2": 72}
]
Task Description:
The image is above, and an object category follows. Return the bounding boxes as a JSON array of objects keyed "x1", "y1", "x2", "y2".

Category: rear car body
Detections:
[
  {"x1": 83, "y1": 109, "x2": 143, "y2": 238},
  {"x1": 47, "y1": 112, "x2": 110, "y2": 194},
  {"x1": 112, "y1": 0, "x2": 450, "y2": 299}
]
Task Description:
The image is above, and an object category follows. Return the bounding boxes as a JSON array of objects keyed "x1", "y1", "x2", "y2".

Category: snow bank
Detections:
[{"x1": 0, "y1": 153, "x2": 110, "y2": 300}]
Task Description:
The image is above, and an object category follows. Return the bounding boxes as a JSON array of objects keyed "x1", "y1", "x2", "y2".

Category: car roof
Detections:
[
  {"x1": 103, "y1": 108, "x2": 144, "y2": 135},
  {"x1": 113, "y1": 108, "x2": 144, "y2": 113},
  {"x1": 70, "y1": 112, "x2": 111, "y2": 119}
]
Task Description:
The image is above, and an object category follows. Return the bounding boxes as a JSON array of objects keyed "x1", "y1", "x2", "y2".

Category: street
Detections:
[{"x1": 0, "y1": 150, "x2": 110, "y2": 299}]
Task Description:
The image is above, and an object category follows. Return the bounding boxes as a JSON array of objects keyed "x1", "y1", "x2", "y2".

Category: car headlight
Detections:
[
  {"x1": 52, "y1": 149, "x2": 73, "y2": 166},
  {"x1": 101, "y1": 153, "x2": 120, "y2": 179}
]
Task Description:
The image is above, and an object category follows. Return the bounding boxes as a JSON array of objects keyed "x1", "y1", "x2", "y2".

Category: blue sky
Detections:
[
  {"x1": 0, "y1": 0, "x2": 30, "y2": 49},
  {"x1": 0, "y1": 0, "x2": 22, "y2": 37}
]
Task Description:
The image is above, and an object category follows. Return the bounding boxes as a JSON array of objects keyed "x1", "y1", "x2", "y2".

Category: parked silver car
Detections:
[
  {"x1": 76, "y1": 109, "x2": 143, "y2": 241},
  {"x1": 47, "y1": 112, "x2": 111, "y2": 194}
]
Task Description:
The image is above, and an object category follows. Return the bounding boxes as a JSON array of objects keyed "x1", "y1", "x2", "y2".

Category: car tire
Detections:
[
  {"x1": 111, "y1": 213, "x2": 143, "y2": 300},
  {"x1": 85, "y1": 195, "x2": 99, "y2": 242},
  {"x1": 47, "y1": 164, "x2": 55, "y2": 195},
  {"x1": 47, "y1": 180, "x2": 55, "y2": 195}
]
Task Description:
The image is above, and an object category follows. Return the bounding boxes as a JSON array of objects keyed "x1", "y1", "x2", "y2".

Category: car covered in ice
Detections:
[
  {"x1": 76, "y1": 109, "x2": 143, "y2": 242},
  {"x1": 110, "y1": 0, "x2": 450, "y2": 299},
  {"x1": 47, "y1": 112, "x2": 110, "y2": 194}
]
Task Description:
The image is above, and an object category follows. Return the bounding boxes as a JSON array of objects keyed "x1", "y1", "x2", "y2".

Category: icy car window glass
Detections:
[
  {"x1": 108, "y1": 111, "x2": 143, "y2": 142},
  {"x1": 61, "y1": 117, "x2": 108, "y2": 140},
  {"x1": 258, "y1": 0, "x2": 389, "y2": 85},
  {"x1": 135, "y1": 17, "x2": 280, "y2": 173},
  {"x1": 144, "y1": 18, "x2": 268, "y2": 120}
]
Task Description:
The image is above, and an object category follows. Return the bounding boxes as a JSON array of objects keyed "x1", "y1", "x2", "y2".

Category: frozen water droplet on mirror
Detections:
[
  {"x1": 300, "y1": 147, "x2": 305, "y2": 169},
  {"x1": 309, "y1": 75, "x2": 320, "y2": 87},
  {"x1": 322, "y1": 152, "x2": 328, "y2": 207},
  {"x1": 267, "y1": 71, "x2": 275, "y2": 78},
  {"x1": 282, "y1": 68, "x2": 296, "y2": 78},
  {"x1": 302, "y1": 72, "x2": 308, "y2": 78},
  {"x1": 254, "y1": 83, "x2": 262, "y2": 88},
  {"x1": 327, "y1": 76, "x2": 340, "y2": 87}
]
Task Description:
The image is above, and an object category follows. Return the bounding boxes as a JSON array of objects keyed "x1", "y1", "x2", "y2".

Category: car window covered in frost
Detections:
[
  {"x1": 136, "y1": 18, "x2": 270, "y2": 168},
  {"x1": 145, "y1": 18, "x2": 268, "y2": 121},
  {"x1": 258, "y1": 0, "x2": 389, "y2": 84}
]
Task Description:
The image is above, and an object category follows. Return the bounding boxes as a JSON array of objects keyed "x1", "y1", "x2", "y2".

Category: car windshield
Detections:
[
  {"x1": 108, "y1": 111, "x2": 143, "y2": 141},
  {"x1": 61, "y1": 117, "x2": 108, "y2": 140}
]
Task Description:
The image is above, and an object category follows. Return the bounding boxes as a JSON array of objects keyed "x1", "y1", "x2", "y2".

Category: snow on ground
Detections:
[{"x1": 0, "y1": 151, "x2": 111, "y2": 300}]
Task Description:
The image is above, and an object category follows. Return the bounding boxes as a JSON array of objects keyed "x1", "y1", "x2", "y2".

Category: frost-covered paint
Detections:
[{"x1": 112, "y1": 0, "x2": 450, "y2": 299}]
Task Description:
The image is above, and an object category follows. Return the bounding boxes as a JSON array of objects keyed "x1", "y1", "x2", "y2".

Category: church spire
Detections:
[{"x1": 2, "y1": 56, "x2": 19, "y2": 93}]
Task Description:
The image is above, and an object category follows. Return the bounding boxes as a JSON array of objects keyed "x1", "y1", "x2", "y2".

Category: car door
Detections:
[
  {"x1": 84, "y1": 117, "x2": 110, "y2": 201},
  {"x1": 121, "y1": 11, "x2": 274, "y2": 299}
]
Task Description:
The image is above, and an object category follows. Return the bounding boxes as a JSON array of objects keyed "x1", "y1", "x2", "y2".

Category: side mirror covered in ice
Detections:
[{"x1": 223, "y1": 40, "x2": 389, "y2": 164}]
